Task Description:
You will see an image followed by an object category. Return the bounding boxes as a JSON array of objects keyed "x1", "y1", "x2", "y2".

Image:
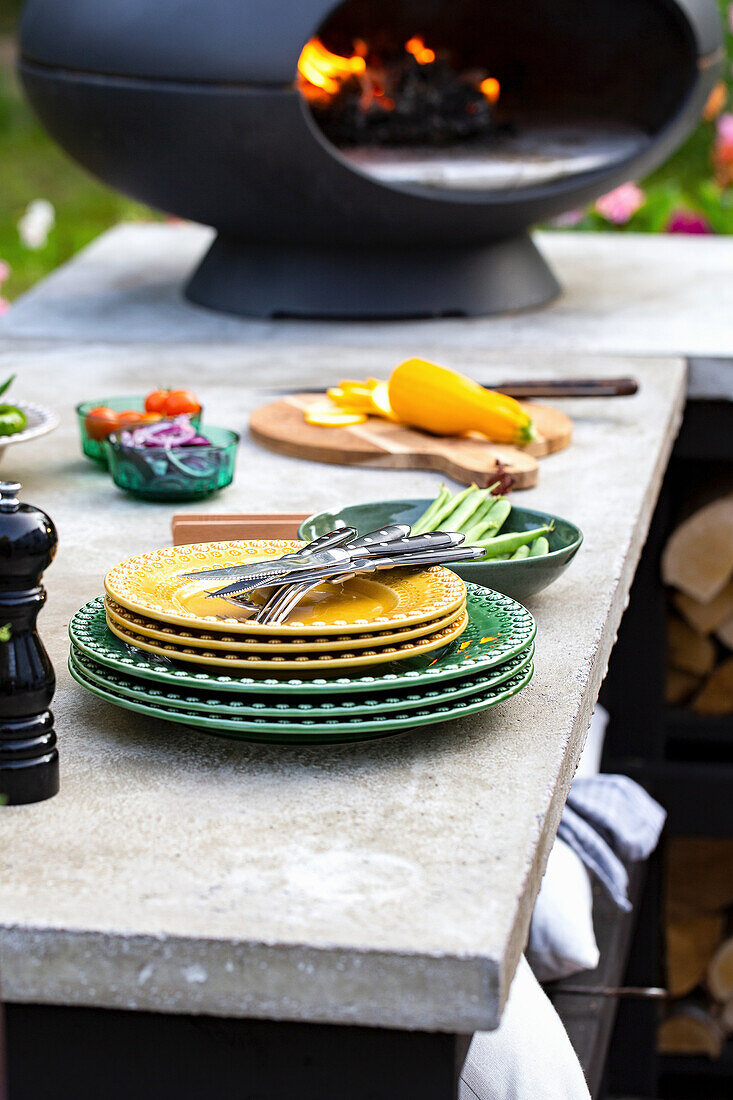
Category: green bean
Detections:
[
  {"x1": 510, "y1": 545, "x2": 531, "y2": 560},
  {"x1": 411, "y1": 486, "x2": 450, "y2": 535},
  {"x1": 437, "y1": 487, "x2": 488, "y2": 533},
  {"x1": 427, "y1": 484, "x2": 477, "y2": 530},
  {"x1": 462, "y1": 494, "x2": 501, "y2": 541},
  {"x1": 529, "y1": 536, "x2": 550, "y2": 557},
  {"x1": 476, "y1": 524, "x2": 553, "y2": 559},
  {"x1": 475, "y1": 496, "x2": 499, "y2": 522},
  {"x1": 471, "y1": 498, "x2": 511, "y2": 540},
  {"x1": 473, "y1": 481, "x2": 500, "y2": 511}
]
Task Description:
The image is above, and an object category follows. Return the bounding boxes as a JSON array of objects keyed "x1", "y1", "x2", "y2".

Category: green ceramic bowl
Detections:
[{"x1": 300, "y1": 499, "x2": 582, "y2": 603}]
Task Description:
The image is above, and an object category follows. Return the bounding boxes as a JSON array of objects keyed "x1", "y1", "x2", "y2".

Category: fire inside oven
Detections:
[{"x1": 296, "y1": 0, "x2": 696, "y2": 192}]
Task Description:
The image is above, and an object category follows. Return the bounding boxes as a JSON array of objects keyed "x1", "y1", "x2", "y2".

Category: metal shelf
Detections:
[
  {"x1": 602, "y1": 394, "x2": 733, "y2": 1097},
  {"x1": 549, "y1": 864, "x2": 645, "y2": 1098}
]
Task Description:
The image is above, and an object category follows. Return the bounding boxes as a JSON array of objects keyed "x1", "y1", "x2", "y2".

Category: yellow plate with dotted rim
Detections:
[
  {"x1": 104, "y1": 597, "x2": 465, "y2": 652},
  {"x1": 105, "y1": 609, "x2": 469, "y2": 670},
  {"x1": 104, "y1": 540, "x2": 467, "y2": 635}
]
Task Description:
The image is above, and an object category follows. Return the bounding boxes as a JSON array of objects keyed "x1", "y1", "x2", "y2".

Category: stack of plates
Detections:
[{"x1": 68, "y1": 541, "x2": 536, "y2": 744}]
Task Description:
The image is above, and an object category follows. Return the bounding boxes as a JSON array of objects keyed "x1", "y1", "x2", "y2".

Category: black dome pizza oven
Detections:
[{"x1": 19, "y1": 0, "x2": 721, "y2": 317}]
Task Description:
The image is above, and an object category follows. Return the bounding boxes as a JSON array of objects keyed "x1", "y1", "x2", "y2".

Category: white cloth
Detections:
[
  {"x1": 459, "y1": 956, "x2": 591, "y2": 1100},
  {"x1": 567, "y1": 775, "x2": 667, "y2": 863},
  {"x1": 575, "y1": 705, "x2": 609, "y2": 779},
  {"x1": 560, "y1": 775, "x2": 666, "y2": 912},
  {"x1": 527, "y1": 837, "x2": 600, "y2": 981},
  {"x1": 525, "y1": 707, "x2": 606, "y2": 981}
]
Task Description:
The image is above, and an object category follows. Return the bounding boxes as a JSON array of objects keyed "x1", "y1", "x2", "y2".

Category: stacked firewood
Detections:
[
  {"x1": 658, "y1": 838, "x2": 733, "y2": 1057},
  {"x1": 662, "y1": 494, "x2": 733, "y2": 715}
]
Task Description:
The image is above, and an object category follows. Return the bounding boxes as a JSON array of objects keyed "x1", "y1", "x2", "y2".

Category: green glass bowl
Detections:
[
  {"x1": 76, "y1": 395, "x2": 202, "y2": 466},
  {"x1": 300, "y1": 498, "x2": 582, "y2": 603},
  {"x1": 104, "y1": 426, "x2": 239, "y2": 502}
]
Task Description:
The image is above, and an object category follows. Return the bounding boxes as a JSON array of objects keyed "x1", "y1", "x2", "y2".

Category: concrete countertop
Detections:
[
  {"x1": 0, "y1": 341, "x2": 685, "y2": 1032},
  {"x1": 0, "y1": 223, "x2": 730, "y2": 398}
]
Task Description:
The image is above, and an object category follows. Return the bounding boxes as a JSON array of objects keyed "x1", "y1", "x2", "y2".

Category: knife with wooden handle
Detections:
[
  {"x1": 484, "y1": 377, "x2": 638, "y2": 398},
  {"x1": 269, "y1": 377, "x2": 638, "y2": 399}
]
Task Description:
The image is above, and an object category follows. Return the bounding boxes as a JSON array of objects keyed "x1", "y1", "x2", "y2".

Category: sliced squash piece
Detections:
[
  {"x1": 328, "y1": 386, "x2": 374, "y2": 411},
  {"x1": 369, "y1": 380, "x2": 397, "y2": 420},
  {"x1": 304, "y1": 402, "x2": 368, "y2": 427}
]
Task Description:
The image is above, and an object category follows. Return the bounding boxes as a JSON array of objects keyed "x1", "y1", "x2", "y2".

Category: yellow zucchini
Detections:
[{"x1": 388, "y1": 358, "x2": 535, "y2": 445}]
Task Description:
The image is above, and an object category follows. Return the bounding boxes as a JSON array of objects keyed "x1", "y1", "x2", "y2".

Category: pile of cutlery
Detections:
[{"x1": 181, "y1": 525, "x2": 486, "y2": 625}]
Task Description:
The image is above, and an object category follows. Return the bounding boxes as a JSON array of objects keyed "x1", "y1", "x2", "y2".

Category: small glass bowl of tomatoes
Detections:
[{"x1": 77, "y1": 390, "x2": 202, "y2": 466}]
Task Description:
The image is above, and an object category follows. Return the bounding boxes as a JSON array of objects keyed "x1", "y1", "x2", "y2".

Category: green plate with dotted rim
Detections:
[
  {"x1": 68, "y1": 586, "x2": 535, "y2": 696},
  {"x1": 68, "y1": 657, "x2": 533, "y2": 743},
  {"x1": 69, "y1": 640, "x2": 534, "y2": 719}
]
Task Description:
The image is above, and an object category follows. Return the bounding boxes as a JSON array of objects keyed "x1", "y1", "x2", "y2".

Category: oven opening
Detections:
[{"x1": 296, "y1": 0, "x2": 697, "y2": 193}]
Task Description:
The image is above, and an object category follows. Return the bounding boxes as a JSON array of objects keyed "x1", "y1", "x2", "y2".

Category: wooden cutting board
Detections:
[{"x1": 249, "y1": 395, "x2": 571, "y2": 489}]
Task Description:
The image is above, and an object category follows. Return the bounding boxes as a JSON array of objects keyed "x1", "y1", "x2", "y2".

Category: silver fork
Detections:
[
  {"x1": 256, "y1": 543, "x2": 486, "y2": 626},
  {"x1": 256, "y1": 541, "x2": 486, "y2": 626},
  {"x1": 254, "y1": 525, "x2": 411, "y2": 625},
  {"x1": 212, "y1": 527, "x2": 361, "y2": 615},
  {"x1": 257, "y1": 559, "x2": 387, "y2": 626},
  {"x1": 257, "y1": 576, "x2": 346, "y2": 626}
]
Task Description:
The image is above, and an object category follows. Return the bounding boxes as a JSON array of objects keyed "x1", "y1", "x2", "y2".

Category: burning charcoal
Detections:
[{"x1": 304, "y1": 40, "x2": 500, "y2": 148}]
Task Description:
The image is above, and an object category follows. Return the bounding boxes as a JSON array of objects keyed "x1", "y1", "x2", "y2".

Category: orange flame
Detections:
[
  {"x1": 480, "y1": 76, "x2": 501, "y2": 104},
  {"x1": 405, "y1": 36, "x2": 436, "y2": 65},
  {"x1": 297, "y1": 38, "x2": 366, "y2": 96}
]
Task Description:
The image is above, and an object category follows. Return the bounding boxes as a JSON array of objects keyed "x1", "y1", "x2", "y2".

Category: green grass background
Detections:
[
  {"x1": 0, "y1": 0, "x2": 154, "y2": 299},
  {"x1": 1, "y1": 0, "x2": 732, "y2": 300}
]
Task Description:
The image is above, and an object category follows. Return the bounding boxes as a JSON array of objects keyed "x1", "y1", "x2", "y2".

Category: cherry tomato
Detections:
[
  {"x1": 116, "y1": 409, "x2": 146, "y2": 427},
  {"x1": 138, "y1": 412, "x2": 163, "y2": 424},
  {"x1": 163, "y1": 389, "x2": 201, "y2": 417},
  {"x1": 84, "y1": 406, "x2": 120, "y2": 441},
  {"x1": 145, "y1": 389, "x2": 170, "y2": 413}
]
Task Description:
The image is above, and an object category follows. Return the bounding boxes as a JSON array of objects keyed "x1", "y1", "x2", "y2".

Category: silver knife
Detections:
[
  {"x1": 179, "y1": 523, "x2": 417, "y2": 584},
  {"x1": 206, "y1": 542, "x2": 484, "y2": 599},
  {"x1": 205, "y1": 532, "x2": 466, "y2": 599},
  {"x1": 347, "y1": 524, "x2": 411, "y2": 548},
  {"x1": 179, "y1": 527, "x2": 358, "y2": 583}
]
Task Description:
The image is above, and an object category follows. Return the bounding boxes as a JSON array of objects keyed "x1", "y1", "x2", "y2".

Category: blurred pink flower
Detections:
[
  {"x1": 550, "y1": 209, "x2": 584, "y2": 228},
  {"x1": 666, "y1": 209, "x2": 713, "y2": 235},
  {"x1": 729, "y1": 3, "x2": 733, "y2": 33},
  {"x1": 716, "y1": 113, "x2": 733, "y2": 145},
  {"x1": 594, "y1": 183, "x2": 644, "y2": 225}
]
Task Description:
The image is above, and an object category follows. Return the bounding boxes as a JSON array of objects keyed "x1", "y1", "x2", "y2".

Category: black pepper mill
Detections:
[{"x1": 0, "y1": 481, "x2": 59, "y2": 805}]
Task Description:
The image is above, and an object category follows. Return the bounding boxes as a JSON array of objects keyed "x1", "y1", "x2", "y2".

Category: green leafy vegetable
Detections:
[{"x1": 0, "y1": 375, "x2": 16, "y2": 399}]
